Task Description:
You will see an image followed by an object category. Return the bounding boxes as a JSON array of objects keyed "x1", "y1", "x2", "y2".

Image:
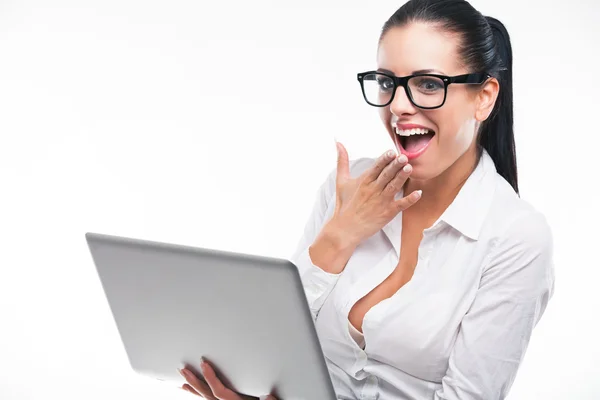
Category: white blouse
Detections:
[{"x1": 290, "y1": 150, "x2": 555, "y2": 400}]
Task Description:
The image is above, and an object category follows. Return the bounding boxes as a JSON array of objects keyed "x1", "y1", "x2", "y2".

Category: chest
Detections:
[
  {"x1": 347, "y1": 223, "x2": 424, "y2": 331},
  {"x1": 316, "y1": 225, "x2": 491, "y2": 380}
]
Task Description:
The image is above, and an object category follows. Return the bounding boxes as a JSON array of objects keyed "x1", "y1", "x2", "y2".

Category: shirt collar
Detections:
[
  {"x1": 438, "y1": 149, "x2": 497, "y2": 240},
  {"x1": 381, "y1": 150, "x2": 498, "y2": 256}
]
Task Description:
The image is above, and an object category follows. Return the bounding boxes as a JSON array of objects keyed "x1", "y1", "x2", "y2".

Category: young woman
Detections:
[{"x1": 179, "y1": 0, "x2": 554, "y2": 398}]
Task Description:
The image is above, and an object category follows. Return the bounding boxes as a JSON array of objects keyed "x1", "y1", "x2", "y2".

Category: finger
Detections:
[
  {"x1": 363, "y1": 150, "x2": 397, "y2": 183},
  {"x1": 181, "y1": 383, "x2": 202, "y2": 397},
  {"x1": 201, "y1": 360, "x2": 240, "y2": 400},
  {"x1": 335, "y1": 141, "x2": 350, "y2": 185},
  {"x1": 392, "y1": 189, "x2": 422, "y2": 213},
  {"x1": 375, "y1": 154, "x2": 408, "y2": 190},
  {"x1": 382, "y1": 162, "x2": 412, "y2": 198},
  {"x1": 180, "y1": 368, "x2": 216, "y2": 400}
]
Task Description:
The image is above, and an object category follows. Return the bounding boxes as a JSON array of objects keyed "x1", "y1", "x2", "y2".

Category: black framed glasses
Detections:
[{"x1": 357, "y1": 71, "x2": 491, "y2": 109}]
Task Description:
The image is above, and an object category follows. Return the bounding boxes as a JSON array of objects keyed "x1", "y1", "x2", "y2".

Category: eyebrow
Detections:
[{"x1": 377, "y1": 68, "x2": 445, "y2": 75}]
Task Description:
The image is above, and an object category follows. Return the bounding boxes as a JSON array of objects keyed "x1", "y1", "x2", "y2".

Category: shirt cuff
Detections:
[{"x1": 294, "y1": 246, "x2": 341, "y2": 306}]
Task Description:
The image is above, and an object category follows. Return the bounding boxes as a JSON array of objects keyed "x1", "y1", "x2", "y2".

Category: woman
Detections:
[{"x1": 179, "y1": 0, "x2": 555, "y2": 398}]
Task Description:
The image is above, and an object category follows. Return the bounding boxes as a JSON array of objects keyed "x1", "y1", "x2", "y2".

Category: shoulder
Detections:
[
  {"x1": 485, "y1": 175, "x2": 553, "y2": 248},
  {"x1": 480, "y1": 175, "x2": 554, "y2": 298}
]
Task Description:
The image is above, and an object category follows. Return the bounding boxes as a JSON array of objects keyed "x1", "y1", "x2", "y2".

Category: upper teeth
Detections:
[{"x1": 395, "y1": 127, "x2": 432, "y2": 136}]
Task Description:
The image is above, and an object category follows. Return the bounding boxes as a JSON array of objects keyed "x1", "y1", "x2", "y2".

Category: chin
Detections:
[{"x1": 407, "y1": 165, "x2": 438, "y2": 182}]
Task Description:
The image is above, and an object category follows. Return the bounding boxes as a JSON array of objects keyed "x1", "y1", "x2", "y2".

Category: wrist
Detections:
[
  {"x1": 322, "y1": 218, "x2": 361, "y2": 252},
  {"x1": 308, "y1": 218, "x2": 360, "y2": 274}
]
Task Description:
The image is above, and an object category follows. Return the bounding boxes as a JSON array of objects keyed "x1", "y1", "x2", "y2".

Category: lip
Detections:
[{"x1": 392, "y1": 123, "x2": 436, "y2": 161}]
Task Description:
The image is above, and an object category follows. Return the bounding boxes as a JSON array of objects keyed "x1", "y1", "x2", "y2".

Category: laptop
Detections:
[{"x1": 85, "y1": 232, "x2": 337, "y2": 400}]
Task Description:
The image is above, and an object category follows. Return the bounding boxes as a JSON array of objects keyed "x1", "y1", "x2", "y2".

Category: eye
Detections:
[
  {"x1": 377, "y1": 76, "x2": 395, "y2": 92},
  {"x1": 412, "y1": 77, "x2": 444, "y2": 92}
]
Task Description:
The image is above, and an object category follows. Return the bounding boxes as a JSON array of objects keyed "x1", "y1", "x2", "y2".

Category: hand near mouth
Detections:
[{"x1": 308, "y1": 141, "x2": 422, "y2": 274}]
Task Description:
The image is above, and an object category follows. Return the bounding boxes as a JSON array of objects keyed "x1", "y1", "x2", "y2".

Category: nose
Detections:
[{"x1": 390, "y1": 85, "x2": 417, "y2": 116}]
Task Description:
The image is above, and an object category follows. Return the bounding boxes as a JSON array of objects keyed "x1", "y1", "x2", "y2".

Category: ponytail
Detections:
[{"x1": 478, "y1": 16, "x2": 518, "y2": 194}]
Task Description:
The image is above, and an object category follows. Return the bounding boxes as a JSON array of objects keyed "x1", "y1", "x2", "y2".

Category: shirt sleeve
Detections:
[
  {"x1": 434, "y1": 210, "x2": 555, "y2": 400},
  {"x1": 289, "y1": 166, "x2": 342, "y2": 321}
]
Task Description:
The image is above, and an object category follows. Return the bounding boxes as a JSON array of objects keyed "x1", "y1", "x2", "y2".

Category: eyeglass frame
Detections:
[{"x1": 356, "y1": 70, "x2": 492, "y2": 109}]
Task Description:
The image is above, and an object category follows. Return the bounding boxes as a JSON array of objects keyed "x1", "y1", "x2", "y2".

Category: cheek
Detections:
[
  {"x1": 435, "y1": 104, "x2": 477, "y2": 150},
  {"x1": 451, "y1": 118, "x2": 477, "y2": 145},
  {"x1": 378, "y1": 107, "x2": 390, "y2": 123},
  {"x1": 379, "y1": 108, "x2": 395, "y2": 138}
]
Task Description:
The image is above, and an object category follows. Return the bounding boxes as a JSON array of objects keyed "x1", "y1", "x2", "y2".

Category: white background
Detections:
[{"x1": 1, "y1": 0, "x2": 598, "y2": 399}]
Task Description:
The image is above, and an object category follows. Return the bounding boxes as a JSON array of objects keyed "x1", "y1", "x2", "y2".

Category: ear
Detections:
[{"x1": 475, "y1": 77, "x2": 500, "y2": 122}]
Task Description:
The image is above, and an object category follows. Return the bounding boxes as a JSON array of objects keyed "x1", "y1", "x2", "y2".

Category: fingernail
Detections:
[
  {"x1": 387, "y1": 150, "x2": 395, "y2": 157},
  {"x1": 414, "y1": 190, "x2": 422, "y2": 199},
  {"x1": 398, "y1": 154, "x2": 407, "y2": 163},
  {"x1": 403, "y1": 164, "x2": 412, "y2": 173},
  {"x1": 179, "y1": 368, "x2": 188, "y2": 378}
]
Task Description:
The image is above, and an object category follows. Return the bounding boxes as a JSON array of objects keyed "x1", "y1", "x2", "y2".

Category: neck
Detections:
[{"x1": 404, "y1": 147, "x2": 479, "y2": 225}]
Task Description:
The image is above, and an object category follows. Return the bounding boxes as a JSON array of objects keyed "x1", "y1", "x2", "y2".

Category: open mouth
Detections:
[{"x1": 394, "y1": 127, "x2": 436, "y2": 159}]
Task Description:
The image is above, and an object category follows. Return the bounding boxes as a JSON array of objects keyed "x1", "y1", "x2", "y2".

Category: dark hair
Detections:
[{"x1": 380, "y1": 0, "x2": 518, "y2": 194}]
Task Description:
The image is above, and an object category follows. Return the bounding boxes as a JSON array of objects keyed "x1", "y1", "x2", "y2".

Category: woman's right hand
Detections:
[
  {"x1": 332, "y1": 141, "x2": 421, "y2": 244},
  {"x1": 309, "y1": 142, "x2": 422, "y2": 274}
]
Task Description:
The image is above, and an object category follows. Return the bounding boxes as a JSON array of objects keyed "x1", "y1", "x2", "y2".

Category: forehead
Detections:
[{"x1": 377, "y1": 22, "x2": 464, "y2": 76}]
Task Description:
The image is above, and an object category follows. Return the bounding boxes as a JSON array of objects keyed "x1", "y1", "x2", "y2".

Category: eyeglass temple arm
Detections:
[{"x1": 448, "y1": 73, "x2": 491, "y2": 84}]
